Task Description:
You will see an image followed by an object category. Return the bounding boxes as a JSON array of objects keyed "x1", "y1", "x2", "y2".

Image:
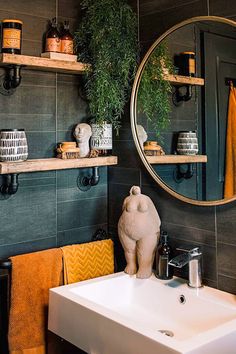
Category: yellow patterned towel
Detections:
[{"x1": 61, "y1": 239, "x2": 114, "y2": 284}]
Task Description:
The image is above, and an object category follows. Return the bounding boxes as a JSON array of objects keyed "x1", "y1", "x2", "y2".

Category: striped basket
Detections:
[{"x1": 0, "y1": 129, "x2": 28, "y2": 162}]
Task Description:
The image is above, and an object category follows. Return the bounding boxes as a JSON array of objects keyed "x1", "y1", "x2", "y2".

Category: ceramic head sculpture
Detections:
[
  {"x1": 137, "y1": 125, "x2": 148, "y2": 150},
  {"x1": 118, "y1": 186, "x2": 161, "y2": 278},
  {"x1": 74, "y1": 123, "x2": 92, "y2": 157}
]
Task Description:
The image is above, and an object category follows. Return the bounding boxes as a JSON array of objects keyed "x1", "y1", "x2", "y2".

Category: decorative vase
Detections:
[
  {"x1": 176, "y1": 131, "x2": 198, "y2": 155},
  {"x1": 90, "y1": 123, "x2": 112, "y2": 155},
  {"x1": 0, "y1": 129, "x2": 28, "y2": 162}
]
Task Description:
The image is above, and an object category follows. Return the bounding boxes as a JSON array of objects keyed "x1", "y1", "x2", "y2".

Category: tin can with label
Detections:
[
  {"x1": 2, "y1": 19, "x2": 23, "y2": 54},
  {"x1": 90, "y1": 123, "x2": 112, "y2": 156}
]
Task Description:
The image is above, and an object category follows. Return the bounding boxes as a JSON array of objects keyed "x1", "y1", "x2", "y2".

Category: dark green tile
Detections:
[
  {"x1": 0, "y1": 184, "x2": 56, "y2": 245},
  {"x1": 0, "y1": 0, "x2": 55, "y2": 18},
  {"x1": 218, "y1": 274, "x2": 236, "y2": 295},
  {"x1": 57, "y1": 197, "x2": 107, "y2": 231},
  {"x1": 57, "y1": 167, "x2": 107, "y2": 203},
  {"x1": 0, "y1": 113, "x2": 55, "y2": 132},
  {"x1": 0, "y1": 86, "x2": 56, "y2": 115},
  {"x1": 0, "y1": 236, "x2": 57, "y2": 259},
  {"x1": 57, "y1": 81, "x2": 88, "y2": 131},
  {"x1": 216, "y1": 200, "x2": 236, "y2": 246},
  {"x1": 57, "y1": 224, "x2": 107, "y2": 246},
  {"x1": 108, "y1": 166, "x2": 141, "y2": 186},
  {"x1": 217, "y1": 242, "x2": 236, "y2": 278},
  {"x1": 26, "y1": 132, "x2": 56, "y2": 158}
]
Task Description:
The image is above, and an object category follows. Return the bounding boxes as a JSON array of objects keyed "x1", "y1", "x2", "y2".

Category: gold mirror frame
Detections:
[{"x1": 131, "y1": 16, "x2": 236, "y2": 206}]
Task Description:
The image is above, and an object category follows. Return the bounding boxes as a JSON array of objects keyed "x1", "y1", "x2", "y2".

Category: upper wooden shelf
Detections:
[
  {"x1": 0, "y1": 156, "x2": 118, "y2": 174},
  {"x1": 146, "y1": 155, "x2": 207, "y2": 164},
  {"x1": 0, "y1": 54, "x2": 88, "y2": 75},
  {"x1": 163, "y1": 74, "x2": 204, "y2": 86}
]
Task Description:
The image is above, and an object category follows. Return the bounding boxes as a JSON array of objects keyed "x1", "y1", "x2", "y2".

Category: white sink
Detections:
[{"x1": 48, "y1": 272, "x2": 236, "y2": 354}]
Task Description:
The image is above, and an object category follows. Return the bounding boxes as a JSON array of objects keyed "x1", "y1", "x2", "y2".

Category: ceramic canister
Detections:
[
  {"x1": 90, "y1": 123, "x2": 112, "y2": 152},
  {"x1": 176, "y1": 130, "x2": 198, "y2": 155},
  {"x1": 0, "y1": 129, "x2": 28, "y2": 162}
]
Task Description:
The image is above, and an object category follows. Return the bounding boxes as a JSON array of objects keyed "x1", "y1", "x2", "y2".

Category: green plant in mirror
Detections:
[
  {"x1": 74, "y1": 0, "x2": 138, "y2": 133},
  {"x1": 137, "y1": 42, "x2": 173, "y2": 143}
]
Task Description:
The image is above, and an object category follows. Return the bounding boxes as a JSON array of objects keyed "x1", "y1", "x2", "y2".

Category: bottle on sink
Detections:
[{"x1": 155, "y1": 231, "x2": 173, "y2": 280}]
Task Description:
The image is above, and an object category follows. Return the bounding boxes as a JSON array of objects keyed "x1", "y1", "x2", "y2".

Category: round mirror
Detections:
[{"x1": 131, "y1": 16, "x2": 236, "y2": 206}]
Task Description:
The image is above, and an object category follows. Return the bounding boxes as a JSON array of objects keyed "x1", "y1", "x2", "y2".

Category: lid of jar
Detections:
[
  {"x1": 144, "y1": 141, "x2": 158, "y2": 146},
  {"x1": 3, "y1": 19, "x2": 23, "y2": 24},
  {"x1": 178, "y1": 130, "x2": 196, "y2": 133},
  {"x1": 1, "y1": 129, "x2": 25, "y2": 131},
  {"x1": 181, "y1": 51, "x2": 195, "y2": 55}
]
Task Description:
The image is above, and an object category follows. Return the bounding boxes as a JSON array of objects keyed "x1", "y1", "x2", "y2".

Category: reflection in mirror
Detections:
[{"x1": 134, "y1": 17, "x2": 236, "y2": 204}]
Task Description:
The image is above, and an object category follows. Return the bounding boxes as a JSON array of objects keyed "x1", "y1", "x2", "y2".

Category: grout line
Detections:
[
  {"x1": 57, "y1": 195, "x2": 108, "y2": 204},
  {"x1": 0, "y1": 235, "x2": 57, "y2": 248},
  {"x1": 0, "y1": 8, "x2": 56, "y2": 21},
  {"x1": 217, "y1": 240, "x2": 236, "y2": 247},
  {"x1": 58, "y1": 223, "x2": 108, "y2": 234},
  {"x1": 207, "y1": 0, "x2": 210, "y2": 16},
  {"x1": 217, "y1": 272, "x2": 236, "y2": 280},
  {"x1": 215, "y1": 206, "x2": 219, "y2": 289},
  {"x1": 55, "y1": 0, "x2": 58, "y2": 246},
  {"x1": 137, "y1": 0, "x2": 140, "y2": 44}
]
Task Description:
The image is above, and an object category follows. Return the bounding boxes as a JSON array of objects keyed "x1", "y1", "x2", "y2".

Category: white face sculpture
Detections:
[{"x1": 74, "y1": 123, "x2": 92, "y2": 143}]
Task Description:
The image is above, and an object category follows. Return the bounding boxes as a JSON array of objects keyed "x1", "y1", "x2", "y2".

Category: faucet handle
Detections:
[{"x1": 176, "y1": 246, "x2": 202, "y2": 256}]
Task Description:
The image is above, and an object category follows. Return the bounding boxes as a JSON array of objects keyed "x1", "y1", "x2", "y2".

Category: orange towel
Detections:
[
  {"x1": 61, "y1": 239, "x2": 114, "y2": 284},
  {"x1": 8, "y1": 248, "x2": 62, "y2": 354},
  {"x1": 224, "y1": 84, "x2": 236, "y2": 198}
]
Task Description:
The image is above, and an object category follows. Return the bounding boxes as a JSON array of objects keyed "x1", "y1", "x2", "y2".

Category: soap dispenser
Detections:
[{"x1": 155, "y1": 231, "x2": 173, "y2": 280}]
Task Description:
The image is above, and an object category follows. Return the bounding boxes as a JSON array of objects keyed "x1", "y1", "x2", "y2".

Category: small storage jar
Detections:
[
  {"x1": 2, "y1": 19, "x2": 23, "y2": 54},
  {"x1": 0, "y1": 129, "x2": 28, "y2": 162}
]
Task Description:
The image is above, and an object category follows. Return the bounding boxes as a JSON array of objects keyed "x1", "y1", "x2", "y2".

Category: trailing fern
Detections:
[
  {"x1": 137, "y1": 42, "x2": 173, "y2": 143},
  {"x1": 74, "y1": 0, "x2": 138, "y2": 133}
]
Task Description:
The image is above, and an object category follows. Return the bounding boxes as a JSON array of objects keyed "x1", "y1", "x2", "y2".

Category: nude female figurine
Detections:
[{"x1": 118, "y1": 186, "x2": 161, "y2": 279}]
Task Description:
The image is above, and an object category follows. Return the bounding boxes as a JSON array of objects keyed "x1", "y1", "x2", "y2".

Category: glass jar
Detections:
[{"x1": 2, "y1": 19, "x2": 23, "y2": 54}]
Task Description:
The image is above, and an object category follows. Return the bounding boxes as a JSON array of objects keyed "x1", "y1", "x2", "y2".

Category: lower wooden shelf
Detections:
[
  {"x1": 146, "y1": 155, "x2": 207, "y2": 164},
  {"x1": 0, "y1": 156, "x2": 118, "y2": 174}
]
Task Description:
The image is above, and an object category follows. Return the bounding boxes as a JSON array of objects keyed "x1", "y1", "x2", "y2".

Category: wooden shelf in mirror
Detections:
[
  {"x1": 0, "y1": 54, "x2": 88, "y2": 74},
  {"x1": 146, "y1": 155, "x2": 207, "y2": 164},
  {"x1": 0, "y1": 156, "x2": 118, "y2": 174},
  {"x1": 163, "y1": 74, "x2": 204, "y2": 86}
]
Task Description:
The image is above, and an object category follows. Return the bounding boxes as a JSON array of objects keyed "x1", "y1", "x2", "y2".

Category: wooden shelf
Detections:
[
  {"x1": 0, "y1": 54, "x2": 88, "y2": 75},
  {"x1": 0, "y1": 156, "x2": 118, "y2": 174},
  {"x1": 146, "y1": 155, "x2": 207, "y2": 164},
  {"x1": 163, "y1": 74, "x2": 204, "y2": 86}
]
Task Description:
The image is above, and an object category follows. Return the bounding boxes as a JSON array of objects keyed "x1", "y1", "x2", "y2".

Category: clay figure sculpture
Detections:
[
  {"x1": 137, "y1": 124, "x2": 148, "y2": 150},
  {"x1": 74, "y1": 123, "x2": 92, "y2": 157},
  {"x1": 118, "y1": 186, "x2": 161, "y2": 278}
]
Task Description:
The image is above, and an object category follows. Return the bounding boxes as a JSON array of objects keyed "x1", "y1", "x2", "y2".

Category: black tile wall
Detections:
[
  {"x1": 108, "y1": 0, "x2": 236, "y2": 295},
  {"x1": 0, "y1": 0, "x2": 108, "y2": 262}
]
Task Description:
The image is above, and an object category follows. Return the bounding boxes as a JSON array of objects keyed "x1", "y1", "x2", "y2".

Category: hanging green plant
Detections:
[
  {"x1": 137, "y1": 41, "x2": 173, "y2": 143},
  {"x1": 74, "y1": 0, "x2": 138, "y2": 133}
]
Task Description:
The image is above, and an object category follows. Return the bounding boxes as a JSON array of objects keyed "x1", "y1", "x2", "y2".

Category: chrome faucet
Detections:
[{"x1": 168, "y1": 246, "x2": 203, "y2": 288}]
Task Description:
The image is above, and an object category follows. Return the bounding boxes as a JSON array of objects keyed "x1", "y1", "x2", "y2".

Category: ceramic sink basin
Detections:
[{"x1": 48, "y1": 272, "x2": 236, "y2": 354}]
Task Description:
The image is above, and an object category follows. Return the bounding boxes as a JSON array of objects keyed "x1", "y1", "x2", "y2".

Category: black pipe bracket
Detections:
[
  {"x1": 173, "y1": 164, "x2": 194, "y2": 183},
  {"x1": 77, "y1": 167, "x2": 100, "y2": 191},
  {"x1": 172, "y1": 85, "x2": 192, "y2": 107},
  {"x1": 0, "y1": 65, "x2": 22, "y2": 96},
  {"x1": 0, "y1": 174, "x2": 19, "y2": 195}
]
